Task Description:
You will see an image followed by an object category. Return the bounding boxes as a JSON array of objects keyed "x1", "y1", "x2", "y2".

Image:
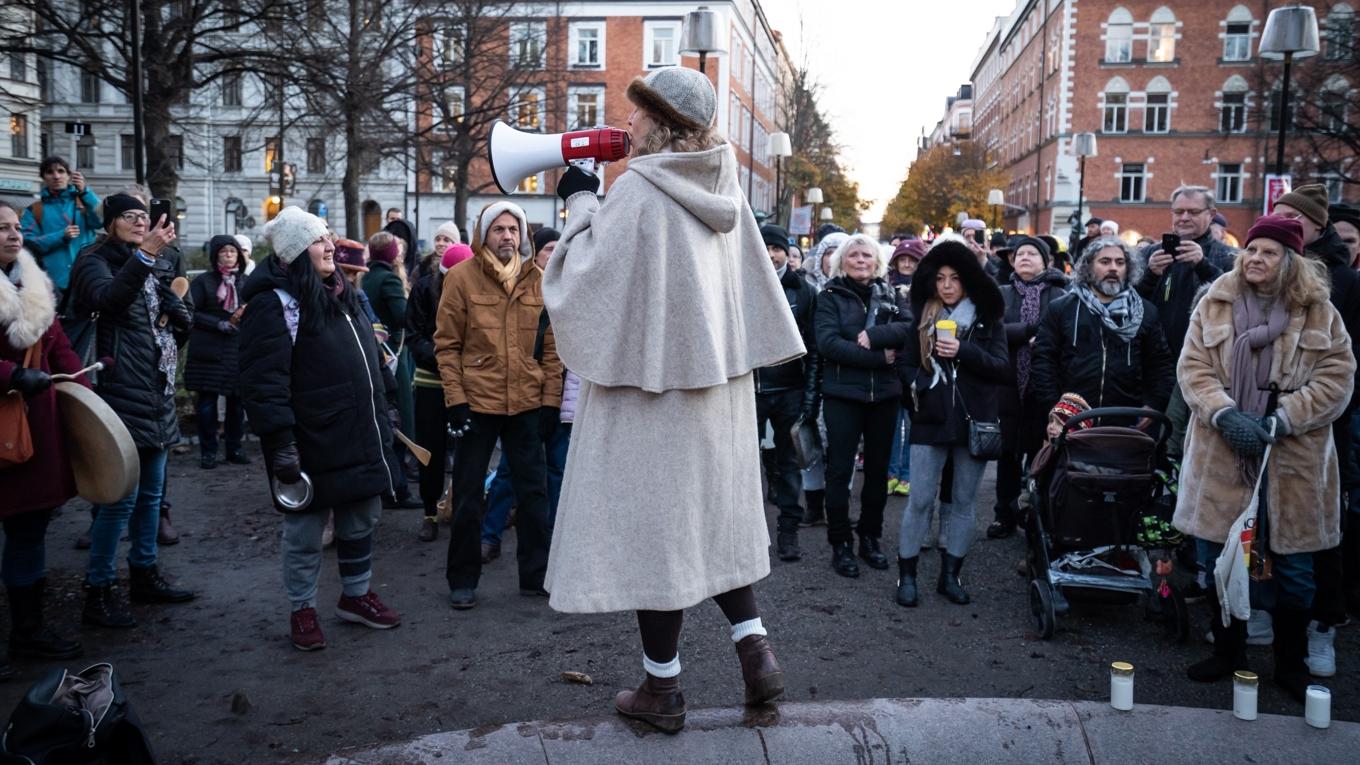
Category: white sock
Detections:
[
  {"x1": 642, "y1": 653, "x2": 681, "y2": 678},
  {"x1": 730, "y1": 617, "x2": 767, "y2": 643}
]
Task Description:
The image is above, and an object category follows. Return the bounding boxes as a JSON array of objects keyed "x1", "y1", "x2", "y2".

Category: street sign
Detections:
[
  {"x1": 63, "y1": 122, "x2": 90, "y2": 136},
  {"x1": 1264, "y1": 175, "x2": 1291, "y2": 216}
]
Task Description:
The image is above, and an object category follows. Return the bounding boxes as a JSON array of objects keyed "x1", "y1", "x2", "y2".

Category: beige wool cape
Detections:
[
  {"x1": 1173, "y1": 273, "x2": 1356, "y2": 555},
  {"x1": 541, "y1": 144, "x2": 805, "y2": 613}
]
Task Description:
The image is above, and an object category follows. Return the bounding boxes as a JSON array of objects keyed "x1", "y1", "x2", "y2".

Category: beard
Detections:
[
  {"x1": 1096, "y1": 277, "x2": 1124, "y2": 297},
  {"x1": 496, "y1": 244, "x2": 516, "y2": 262}
]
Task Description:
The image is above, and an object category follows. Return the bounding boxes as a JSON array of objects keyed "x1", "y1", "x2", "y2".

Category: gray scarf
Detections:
[
  {"x1": 1230, "y1": 291, "x2": 1288, "y2": 481},
  {"x1": 1074, "y1": 284, "x2": 1143, "y2": 344}
]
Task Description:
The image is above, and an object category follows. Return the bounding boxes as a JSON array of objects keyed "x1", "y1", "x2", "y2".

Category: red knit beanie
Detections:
[
  {"x1": 1245, "y1": 215, "x2": 1305, "y2": 254},
  {"x1": 368, "y1": 236, "x2": 401, "y2": 265}
]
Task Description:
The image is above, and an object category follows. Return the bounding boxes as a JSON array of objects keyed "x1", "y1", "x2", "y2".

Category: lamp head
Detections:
[{"x1": 1260, "y1": 5, "x2": 1320, "y2": 60}]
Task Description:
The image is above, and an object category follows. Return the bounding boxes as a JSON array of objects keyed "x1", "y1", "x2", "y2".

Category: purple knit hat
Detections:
[{"x1": 1245, "y1": 215, "x2": 1305, "y2": 254}]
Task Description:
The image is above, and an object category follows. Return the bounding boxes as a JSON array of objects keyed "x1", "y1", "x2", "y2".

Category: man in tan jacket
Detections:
[{"x1": 435, "y1": 200, "x2": 563, "y2": 609}]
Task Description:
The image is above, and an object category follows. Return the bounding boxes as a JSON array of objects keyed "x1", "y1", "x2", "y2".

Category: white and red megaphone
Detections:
[{"x1": 488, "y1": 120, "x2": 632, "y2": 195}]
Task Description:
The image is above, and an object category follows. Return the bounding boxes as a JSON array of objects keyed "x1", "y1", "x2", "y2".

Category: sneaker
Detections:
[
  {"x1": 336, "y1": 592, "x2": 401, "y2": 629},
  {"x1": 448, "y1": 588, "x2": 477, "y2": 610},
  {"x1": 1305, "y1": 620, "x2": 1336, "y2": 677},
  {"x1": 893, "y1": 480, "x2": 910, "y2": 497},
  {"x1": 887, "y1": 478, "x2": 901, "y2": 495},
  {"x1": 290, "y1": 607, "x2": 326, "y2": 650}
]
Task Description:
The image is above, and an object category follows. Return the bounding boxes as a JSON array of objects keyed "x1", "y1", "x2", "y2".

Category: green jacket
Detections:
[{"x1": 361, "y1": 261, "x2": 407, "y2": 346}]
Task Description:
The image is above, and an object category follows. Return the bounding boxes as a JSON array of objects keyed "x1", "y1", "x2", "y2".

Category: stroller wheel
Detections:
[{"x1": 1029, "y1": 579, "x2": 1057, "y2": 640}]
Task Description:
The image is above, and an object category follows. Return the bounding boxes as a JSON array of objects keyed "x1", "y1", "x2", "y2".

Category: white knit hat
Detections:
[
  {"x1": 264, "y1": 206, "x2": 330, "y2": 265},
  {"x1": 475, "y1": 201, "x2": 533, "y2": 260},
  {"x1": 233, "y1": 234, "x2": 253, "y2": 255},
  {"x1": 435, "y1": 220, "x2": 462, "y2": 244}
]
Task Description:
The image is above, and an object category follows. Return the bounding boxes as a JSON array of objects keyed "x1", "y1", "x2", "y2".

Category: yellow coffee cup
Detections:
[{"x1": 935, "y1": 319, "x2": 957, "y2": 340}]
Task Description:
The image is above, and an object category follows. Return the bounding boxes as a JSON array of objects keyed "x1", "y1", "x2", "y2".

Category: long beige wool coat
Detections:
[
  {"x1": 541, "y1": 145, "x2": 805, "y2": 613},
  {"x1": 1174, "y1": 272, "x2": 1355, "y2": 555}
]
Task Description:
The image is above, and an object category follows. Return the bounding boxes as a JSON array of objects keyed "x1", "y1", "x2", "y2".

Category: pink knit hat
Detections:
[{"x1": 440, "y1": 243, "x2": 475, "y2": 274}]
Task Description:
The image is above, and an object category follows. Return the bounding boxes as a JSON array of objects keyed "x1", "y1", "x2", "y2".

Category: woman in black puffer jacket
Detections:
[
  {"x1": 68, "y1": 193, "x2": 196, "y2": 629},
  {"x1": 815, "y1": 233, "x2": 911, "y2": 579},
  {"x1": 185, "y1": 235, "x2": 249, "y2": 469},
  {"x1": 238, "y1": 206, "x2": 402, "y2": 651},
  {"x1": 897, "y1": 238, "x2": 1009, "y2": 608}
]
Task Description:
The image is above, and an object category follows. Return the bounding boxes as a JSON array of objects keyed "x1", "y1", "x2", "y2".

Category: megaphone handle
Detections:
[{"x1": 569, "y1": 158, "x2": 599, "y2": 175}]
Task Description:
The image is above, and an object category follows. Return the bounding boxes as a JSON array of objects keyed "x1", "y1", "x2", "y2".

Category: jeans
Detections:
[
  {"x1": 757, "y1": 389, "x2": 804, "y2": 533},
  {"x1": 900, "y1": 445, "x2": 987, "y2": 558},
  {"x1": 195, "y1": 392, "x2": 244, "y2": 456},
  {"x1": 823, "y1": 397, "x2": 898, "y2": 545},
  {"x1": 545, "y1": 423, "x2": 570, "y2": 523},
  {"x1": 448, "y1": 410, "x2": 550, "y2": 591},
  {"x1": 87, "y1": 447, "x2": 168, "y2": 586},
  {"x1": 414, "y1": 385, "x2": 452, "y2": 517},
  {"x1": 887, "y1": 408, "x2": 911, "y2": 482},
  {"x1": 2, "y1": 509, "x2": 54, "y2": 588},
  {"x1": 282, "y1": 495, "x2": 382, "y2": 610},
  {"x1": 1195, "y1": 538, "x2": 1315, "y2": 612}
]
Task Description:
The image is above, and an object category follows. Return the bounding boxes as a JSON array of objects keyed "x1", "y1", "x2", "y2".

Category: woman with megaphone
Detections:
[
  {"x1": 541, "y1": 67, "x2": 806, "y2": 733},
  {"x1": 0, "y1": 200, "x2": 86, "y2": 676}
]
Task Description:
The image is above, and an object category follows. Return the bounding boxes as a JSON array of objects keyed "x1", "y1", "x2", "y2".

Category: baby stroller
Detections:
[{"x1": 1024, "y1": 407, "x2": 1190, "y2": 641}]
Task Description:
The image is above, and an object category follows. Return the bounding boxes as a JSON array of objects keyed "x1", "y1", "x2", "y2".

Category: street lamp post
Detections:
[
  {"x1": 680, "y1": 7, "x2": 726, "y2": 74},
  {"x1": 1072, "y1": 132, "x2": 1098, "y2": 251},
  {"x1": 1260, "y1": 5, "x2": 1320, "y2": 176},
  {"x1": 769, "y1": 131, "x2": 792, "y2": 225},
  {"x1": 987, "y1": 188, "x2": 1004, "y2": 231}
]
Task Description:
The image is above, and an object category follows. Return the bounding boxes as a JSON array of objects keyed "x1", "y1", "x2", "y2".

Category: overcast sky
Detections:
[{"x1": 763, "y1": 0, "x2": 1018, "y2": 222}]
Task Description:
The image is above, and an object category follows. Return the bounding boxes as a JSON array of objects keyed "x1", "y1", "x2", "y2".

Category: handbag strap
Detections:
[{"x1": 21, "y1": 337, "x2": 42, "y2": 370}]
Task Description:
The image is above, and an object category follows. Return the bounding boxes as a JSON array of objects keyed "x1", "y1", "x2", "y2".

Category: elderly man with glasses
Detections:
[{"x1": 1136, "y1": 186, "x2": 1238, "y2": 361}]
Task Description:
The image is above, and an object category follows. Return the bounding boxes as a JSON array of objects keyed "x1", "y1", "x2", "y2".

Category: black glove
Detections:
[
  {"x1": 1217, "y1": 408, "x2": 1274, "y2": 459},
  {"x1": 556, "y1": 166, "x2": 600, "y2": 201},
  {"x1": 539, "y1": 406, "x2": 560, "y2": 440},
  {"x1": 800, "y1": 394, "x2": 821, "y2": 424},
  {"x1": 270, "y1": 442, "x2": 303, "y2": 484},
  {"x1": 446, "y1": 403, "x2": 471, "y2": 434},
  {"x1": 8, "y1": 367, "x2": 52, "y2": 399},
  {"x1": 216, "y1": 319, "x2": 239, "y2": 335}
]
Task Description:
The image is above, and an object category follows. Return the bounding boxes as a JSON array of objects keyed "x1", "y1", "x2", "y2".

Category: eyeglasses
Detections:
[
  {"x1": 1171, "y1": 208, "x2": 1208, "y2": 218},
  {"x1": 119, "y1": 211, "x2": 150, "y2": 223}
]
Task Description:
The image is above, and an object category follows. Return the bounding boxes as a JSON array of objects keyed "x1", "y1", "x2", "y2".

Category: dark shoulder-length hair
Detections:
[{"x1": 285, "y1": 253, "x2": 362, "y2": 335}]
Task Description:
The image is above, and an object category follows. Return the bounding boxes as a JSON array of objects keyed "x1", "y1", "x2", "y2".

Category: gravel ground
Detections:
[{"x1": 1, "y1": 443, "x2": 1354, "y2": 763}]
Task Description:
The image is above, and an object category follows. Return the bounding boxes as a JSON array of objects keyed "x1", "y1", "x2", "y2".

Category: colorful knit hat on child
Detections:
[{"x1": 1049, "y1": 393, "x2": 1092, "y2": 429}]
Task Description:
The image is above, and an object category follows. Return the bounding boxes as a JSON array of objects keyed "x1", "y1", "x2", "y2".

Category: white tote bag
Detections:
[{"x1": 1213, "y1": 426, "x2": 1275, "y2": 627}]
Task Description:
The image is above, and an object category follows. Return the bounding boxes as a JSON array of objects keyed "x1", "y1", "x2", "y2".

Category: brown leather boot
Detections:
[
  {"x1": 735, "y1": 634, "x2": 785, "y2": 705},
  {"x1": 614, "y1": 673, "x2": 685, "y2": 733}
]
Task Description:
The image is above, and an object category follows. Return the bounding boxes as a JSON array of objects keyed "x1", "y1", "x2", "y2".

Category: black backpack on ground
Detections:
[{"x1": 0, "y1": 663, "x2": 155, "y2": 764}]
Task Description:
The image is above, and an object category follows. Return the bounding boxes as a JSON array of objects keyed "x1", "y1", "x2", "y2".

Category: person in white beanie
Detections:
[
  {"x1": 234, "y1": 233, "x2": 255, "y2": 275},
  {"x1": 237, "y1": 206, "x2": 403, "y2": 651},
  {"x1": 434, "y1": 200, "x2": 562, "y2": 609},
  {"x1": 542, "y1": 65, "x2": 805, "y2": 732}
]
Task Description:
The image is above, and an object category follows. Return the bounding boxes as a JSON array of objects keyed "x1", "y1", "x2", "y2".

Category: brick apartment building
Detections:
[
  {"x1": 413, "y1": 0, "x2": 790, "y2": 237},
  {"x1": 966, "y1": 0, "x2": 1358, "y2": 245}
]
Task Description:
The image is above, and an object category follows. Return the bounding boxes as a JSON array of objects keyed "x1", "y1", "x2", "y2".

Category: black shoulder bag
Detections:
[{"x1": 953, "y1": 324, "x2": 1003, "y2": 461}]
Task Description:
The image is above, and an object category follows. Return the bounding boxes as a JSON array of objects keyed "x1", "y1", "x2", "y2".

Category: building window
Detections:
[
  {"x1": 121, "y1": 134, "x2": 136, "y2": 172},
  {"x1": 223, "y1": 136, "x2": 242, "y2": 172},
  {"x1": 1148, "y1": 8, "x2": 1177, "y2": 62},
  {"x1": 435, "y1": 24, "x2": 466, "y2": 69},
  {"x1": 1267, "y1": 87, "x2": 1294, "y2": 132},
  {"x1": 165, "y1": 135, "x2": 184, "y2": 170},
  {"x1": 516, "y1": 173, "x2": 542, "y2": 194},
  {"x1": 569, "y1": 22, "x2": 604, "y2": 67},
  {"x1": 1103, "y1": 94, "x2": 1128, "y2": 133},
  {"x1": 222, "y1": 72, "x2": 242, "y2": 107},
  {"x1": 509, "y1": 22, "x2": 546, "y2": 70},
  {"x1": 1119, "y1": 163, "x2": 1146, "y2": 203},
  {"x1": 1324, "y1": 174, "x2": 1344, "y2": 203},
  {"x1": 567, "y1": 87, "x2": 604, "y2": 130},
  {"x1": 1216, "y1": 163, "x2": 1243, "y2": 203},
  {"x1": 1220, "y1": 92, "x2": 1247, "y2": 132},
  {"x1": 80, "y1": 69, "x2": 100, "y2": 103},
  {"x1": 1224, "y1": 21, "x2": 1251, "y2": 61},
  {"x1": 9, "y1": 52, "x2": 26, "y2": 82},
  {"x1": 9, "y1": 115, "x2": 28, "y2": 159},
  {"x1": 264, "y1": 135, "x2": 279, "y2": 172},
  {"x1": 307, "y1": 137, "x2": 325, "y2": 174},
  {"x1": 1144, "y1": 92, "x2": 1170, "y2": 133},
  {"x1": 76, "y1": 141, "x2": 95, "y2": 170},
  {"x1": 1324, "y1": 8, "x2": 1354, "y2": 61},
  {"x1": 1104, "y1": 8, "x2": 1133, "y2": 63},
  {"x1": 644, "y1": 21, "x2": 680, "y2": 68},
  {"x1": 510, "y1": 88, "x2": 545, "y2": 131},
  {"x1": 1320, "y1": 82, "x2": 1349, "y2": 133},
  {"x1": 729, "y1": 93, "x2": 741, "y2": 145}
]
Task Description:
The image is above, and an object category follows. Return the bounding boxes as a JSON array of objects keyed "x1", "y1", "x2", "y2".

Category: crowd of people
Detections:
[{"x1": 2, "y1": 71, "x2": 1359, "y2": 733}]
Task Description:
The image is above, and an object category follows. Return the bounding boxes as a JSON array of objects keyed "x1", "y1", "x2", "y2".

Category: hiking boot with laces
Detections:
[
  {"x1": 290, "y1": 607, "x2": 326, "y2": 651},
  {"x1": 336, "y1": 591, "x2": 401, "y2": 629}
]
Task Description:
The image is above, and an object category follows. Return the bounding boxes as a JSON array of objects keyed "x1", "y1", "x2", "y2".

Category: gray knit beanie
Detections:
[
  {"x1": 626, "y1": 67, "x2": 716, "y2": 130},
  {"x1": 264, "y1": 206, "x2": 331, "y2": 265}
]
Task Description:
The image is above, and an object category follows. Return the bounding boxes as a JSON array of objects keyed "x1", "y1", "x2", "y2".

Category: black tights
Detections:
[{"x1": 636, "y1": 586, "x2": 759, "y2": 663}]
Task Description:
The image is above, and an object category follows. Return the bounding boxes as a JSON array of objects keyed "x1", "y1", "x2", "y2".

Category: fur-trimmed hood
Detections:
[
  {"x1": 0, "y1": 249, "x2": 56, "y2": 349},
  {"x1": 909, "y1": 239, "x2": 1004, "y2": 322}
]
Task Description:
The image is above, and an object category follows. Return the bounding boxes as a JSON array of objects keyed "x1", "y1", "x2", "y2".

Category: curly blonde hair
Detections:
[
  {"x1": 1230, "y1": 245, "x2": 1330, "y2": 308},
  {"x1": 632, "y1": 109, "x2": 726, "y2": 157}
]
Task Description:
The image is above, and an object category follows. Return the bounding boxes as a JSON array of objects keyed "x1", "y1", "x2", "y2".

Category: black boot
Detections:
[
  {"x1": 937, "y1": 553, "x2": 971, "y2": 604},
  {"x1": 1187, "y1": 597, "x2": 1248, "y2": 682},
  {"x1": 82, "y1": 583, "x2": 136, "y2": 628},
  {"x1": 895, "y1": 557, "x2": 919, "y2": 607},
  {"x1": 7, "y1": 584, "x2": 82, "y2": 660},
  {"x1": 857, "y1": 535, "x2": 889, "y2": 570},
  {"x1": 1271, "y1": 607, "x2": 1312, "y2": 703},
  {"x1": 225, "y1": 444, "x2": 252, "y2": 465},
  {"x1": 199, "y1": 450, "x2": 217, "y2": 470},
  {"x1": 128, "y1": 565, "x2": 196, "y2": 604},
  {"x1": 800, "y1": 490, "x2": 825, "y2": 527},
  {"x1": 776, "y1": 531, "x2": 802, "y2": 562},
  {"x1": 831, "y1": 541, "x2": 860, "y2": 578}
]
